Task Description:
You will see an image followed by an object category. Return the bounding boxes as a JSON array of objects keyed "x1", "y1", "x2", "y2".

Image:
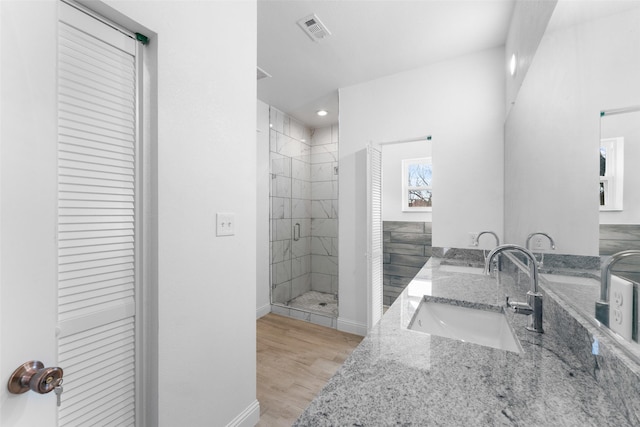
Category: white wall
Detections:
[
  {"x1": 382, "y1": 140, "x2": 432, "y2": 222},
  {"x1": 339, "y1": 47, "x2": 505, "y2": 334},
  {"x1": 89, "y1": 1, "x2": 259, "y2": 425},
  {"x1": 256, "y1": 100, "x2": 271, "y2": 317},
  {"x1": 504, "y1": 4, "x2": 640, "y2": 256}
]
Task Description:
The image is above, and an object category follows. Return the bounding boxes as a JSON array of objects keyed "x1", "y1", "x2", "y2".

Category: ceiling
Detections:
[
  {"x1": 257, "y1": 0, "x2": 516, "y2": 129},
  {"x1": 547, "y1": 0, "x2": 640, "y2": 32}
]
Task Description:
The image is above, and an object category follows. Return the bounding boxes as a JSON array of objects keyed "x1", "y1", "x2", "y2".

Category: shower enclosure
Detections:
[{"x1": 269, "y1": 107, "x2": 339, "y2": 324}]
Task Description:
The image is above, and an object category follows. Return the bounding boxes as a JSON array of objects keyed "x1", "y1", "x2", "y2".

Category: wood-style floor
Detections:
[{"x1": 256, "y1": 313, "x2": 363, "y2": 426}]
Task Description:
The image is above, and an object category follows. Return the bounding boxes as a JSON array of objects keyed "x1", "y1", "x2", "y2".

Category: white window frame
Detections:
[
  {"x1": 402, "y1": 157, "x2": 432, "y2": 212},
  {"x1": 600, "y1": 137, "x2": 624, "y2": 211}
]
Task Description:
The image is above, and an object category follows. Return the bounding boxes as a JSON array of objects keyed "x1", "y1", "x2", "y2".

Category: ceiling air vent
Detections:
[
  {"x1": 297, "y1": 14, "x2": 332, "y2": 42},
  {"x1": 257, "y1": 66, "x2": 271, "y2": 81}
]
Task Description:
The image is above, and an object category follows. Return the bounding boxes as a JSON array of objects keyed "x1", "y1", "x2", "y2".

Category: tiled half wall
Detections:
[
  {"x1": 383, "y1": 221, "x2": 432, "y2": 306},
  {"x1": 600, "y1": 224, "x2": 640, "y2": 283}
]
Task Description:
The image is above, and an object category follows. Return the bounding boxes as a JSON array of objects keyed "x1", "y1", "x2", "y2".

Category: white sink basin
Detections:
[{"x1": 408, "y1": 299, "x2": 522, "y2": 353}]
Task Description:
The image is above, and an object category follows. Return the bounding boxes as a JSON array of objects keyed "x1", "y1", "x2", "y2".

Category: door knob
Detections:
[{"x1": 7, "y1": 360, "x2": 63, "y2": 395}]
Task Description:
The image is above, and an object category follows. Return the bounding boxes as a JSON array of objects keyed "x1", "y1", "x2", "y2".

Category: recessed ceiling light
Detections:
[
  {"x1": 316, "y1": 110, "x2": 328, "y2": 117},
  {"x1": 509, "y1": 53, "x2": 517, "y2": 77}
]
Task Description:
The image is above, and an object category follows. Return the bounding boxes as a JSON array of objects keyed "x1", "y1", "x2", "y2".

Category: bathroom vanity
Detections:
[{"x1": 294, "y1": 252, "x2": 640, "y2": 426}]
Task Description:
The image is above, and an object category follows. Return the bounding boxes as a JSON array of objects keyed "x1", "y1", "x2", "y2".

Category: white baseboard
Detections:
[
  {"x1": 226, "y1": 399, "x2": 260, "y2": 427},
  {"x1": 337, "y1": 317, "x2": 367, "y2": 336},
  {"x1": 256, "y1": 303, "x2": 271, "y2": 319}
]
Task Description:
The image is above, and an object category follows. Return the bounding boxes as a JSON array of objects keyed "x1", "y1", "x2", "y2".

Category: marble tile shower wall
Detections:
[
  {"x1": 269, "y1": 107, "x2": 339, "y2": 307},
  {"x1": 310, "y1": 124, "x2": 339, "y2": 296}
]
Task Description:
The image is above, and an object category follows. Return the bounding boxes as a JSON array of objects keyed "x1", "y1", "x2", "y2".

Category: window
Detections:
[
  {"x1": 402, "y1": 157, "x2": 432, "y2": 212},
  {"x1": 600, "y1": 137, "x2": 624, "y2": 211}
]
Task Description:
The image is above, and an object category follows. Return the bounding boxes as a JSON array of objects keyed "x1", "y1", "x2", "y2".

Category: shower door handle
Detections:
[{"x1": 293, "y1": 223, "x2": 300, "y2": 241}]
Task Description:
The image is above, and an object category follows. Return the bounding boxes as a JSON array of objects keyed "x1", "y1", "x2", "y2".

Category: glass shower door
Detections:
[{"x1": 270, "y1": 152, "x2": 293, "y2": 306}]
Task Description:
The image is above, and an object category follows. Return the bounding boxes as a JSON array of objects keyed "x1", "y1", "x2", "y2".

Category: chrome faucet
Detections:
[
  {"x1": 473, "y1": 231, "x2": 500, "y2": 247},
  {"x1": 475, "y1": 231, "x2": 501, "y2": 271},
  {"x1": 525, "y1": 232, "x2": 556, "y2": 268},
  {"x1": 595, "y1": 250, "x2": 640, "y2": 327},
  {"x1": 525, "y1": 232, "x2": 556, "y2": 251},
  {"x1": 485, "y1": 244, "x2": 544, "y2": 333}
]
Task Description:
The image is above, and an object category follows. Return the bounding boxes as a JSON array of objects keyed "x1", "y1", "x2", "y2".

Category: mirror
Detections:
[
  {"x1": 504, "y1": 1, "x2": 640, "y2": 360},
  {"x1": 599, "y1": 108, "x2": 640, "y2": 283}
]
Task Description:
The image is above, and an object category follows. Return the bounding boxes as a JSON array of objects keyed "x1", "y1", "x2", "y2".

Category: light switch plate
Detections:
[{"x1": 216, "y1": 212, "x2": 235, "y2": 236}]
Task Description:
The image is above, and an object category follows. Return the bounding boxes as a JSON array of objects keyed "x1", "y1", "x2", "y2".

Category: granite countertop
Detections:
[{"x1": 294, "y1": 257, "x2": 635, "y2": 426}]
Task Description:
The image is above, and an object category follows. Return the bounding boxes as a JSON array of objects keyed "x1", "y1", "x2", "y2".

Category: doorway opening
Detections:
[{"x1": 269, "y1": 107, "x2": 339, "y2": 327}]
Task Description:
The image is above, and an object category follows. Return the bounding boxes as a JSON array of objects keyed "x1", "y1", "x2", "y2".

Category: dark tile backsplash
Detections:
[{"x1": 383, "y1": 221, "x2": 431, "y2": 306}]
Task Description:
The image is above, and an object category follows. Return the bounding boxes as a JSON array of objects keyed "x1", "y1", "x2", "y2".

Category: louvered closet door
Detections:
[
  {"x1": 367, "y1": 145, "x2": 383, "y2": 330},
  {"x1": 57, "y1": 3, "x2": 139, "y2": 426}
]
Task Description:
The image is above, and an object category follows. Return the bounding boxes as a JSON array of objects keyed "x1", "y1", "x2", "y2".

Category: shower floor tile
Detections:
[{"x1": 288, "y1": 290, "x2": 338, "y2": 317}]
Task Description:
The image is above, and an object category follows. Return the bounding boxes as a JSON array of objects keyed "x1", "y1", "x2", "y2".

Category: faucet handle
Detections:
[{"x1": 505, "y1": 295, "x2": 534, "y2": 315}]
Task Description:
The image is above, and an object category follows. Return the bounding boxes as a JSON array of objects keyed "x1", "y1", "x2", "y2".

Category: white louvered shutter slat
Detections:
[
  {"x1": 59, "y1": 177, "x2": 134, "y2": 192},
  {"x1": 59, "y1": 216, "x2": 135, "y2": 226},
  {"x1": 58, "y1": 3, "x2": 138, "y2": 426},
  {"x1": 60, "y1": 129, "x2": 136, "y2": 152},
  {"x1": 59, "y1": 263, "x2": 134, "y2": 286},
  {"x1": 58, "y1": 53, "x2": 135, "y2": 97},
  {"x1": 59, "y1": 186, "x2": 135, "y2": 199},
  {"x1": 59, "y1": 241, "x2": 134, "y2": 255},
  {"x1": 67, "y1": 355, "x2": 135, "y2": 389},
  {"x1": 59, "y1": 279, "x2": 134, "y2": 300},
  {"x1": 59, "y1": 156, "x2": 134, "y2": 175},
  {"x1": 59, "y1": 150, "x2": 135, "y2": 170},
  {"x1": 59, "y1": 270, "x2": 133, "y2": 291},
  {"x1": 367, "y1": 145, "x2": 383, "y2": 330},
  {"x1": 59, "y1": 116, "x2": 134, "y2": 142},
  {"x1": 59, "y1": 253, "x2": 134, "y2": 272},
  {"x1": 58, "y1": 234, "x2": 134, "y2": 249},
  {"x1": 59, "y1": 191, "x2": 135, "y2": 203},
  {"x1": 59, "y1": 165, "x2": 134, "y2": 183},
  {"x1": 59, "y1": 142, "x2": 135, "y2": 163},
  {"x1": 60, "y1": 249, "x2": 135, "y2": 266}
]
